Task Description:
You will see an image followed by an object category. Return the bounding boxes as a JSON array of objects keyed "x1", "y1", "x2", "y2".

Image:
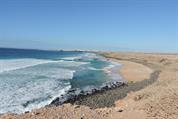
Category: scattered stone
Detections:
[
  {"x1": 129, "y1": 81, "x2": 134, "y2": 83},
  {"x1": 74, "y1": 105, "x2": 80, "y2": 108},
  {"x1": 134, "y1": 95, "x2": 143, "y2": 101},
  {"x1": 176, "y1": 104, "x2": 178, "y2": 109},
  {"x1": 159, "y1": 58, "x2": 167, "y2": 63},
  {"x1": 25, "y1": 111, "x2": 29, "y2": 114},
  {"x1": 81, "y1": 114, "x2": 85, "y2": 119},
  {"x1": 32, "y1": 112, "x2": 40, "y2": 115},
  {"x1": 117, "y1": 109, "x2": 123, "y2": 112},
  {"x1": 80, "y1": 90, "x2": 85, "y2": 94}
]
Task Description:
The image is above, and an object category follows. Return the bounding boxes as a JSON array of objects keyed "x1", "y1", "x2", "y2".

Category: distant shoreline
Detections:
[
  {"x1": 62, "y1": 55, "x2": 159, "y2": 108},
  {"x1": 50, "y1": 57, "x2": 125, "y2": 107},
  {"x1": 0, "y1": 47, "x2": 177, "y2": 54}
]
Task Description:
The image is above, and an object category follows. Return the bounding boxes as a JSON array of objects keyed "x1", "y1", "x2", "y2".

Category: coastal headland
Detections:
[{"x1": 1, "y1": 52, "x2": 178, "y2": 119}]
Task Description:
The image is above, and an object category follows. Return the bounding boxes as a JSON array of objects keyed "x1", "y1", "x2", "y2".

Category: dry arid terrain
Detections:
[
  {"x1": 102, "y1": 52, "x2": 178, "y2": 119},
  {"x1": 1, "y1": 52, "x2": 178, "y2": 119}
]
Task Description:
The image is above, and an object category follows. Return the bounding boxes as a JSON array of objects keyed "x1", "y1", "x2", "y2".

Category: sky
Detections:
[{"x1": 0, "y1": 0, "x2": 177, "y2": 52}]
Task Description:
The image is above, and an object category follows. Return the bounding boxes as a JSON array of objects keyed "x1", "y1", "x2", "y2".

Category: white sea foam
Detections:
[
  {"x1": 80, "y1": 53, "x2": 100, "y2": 60},
  {"x1": 0, "y1": 58, "x2": 78, "y2": 113},
  {"x1": 57, "y1": 60, "x2": 89, "y2": 67},
  {"x1": 88, "y1": 67, "x2": 102, "y2": 71},
  {"x1": 0, "y1": 82, "x2": 71, "y2": 114},
  {"x1": 62, "y1": 53, "x2": 104, "y2": 61},
  {"x1": 0, "y1": 52, "x2": 120, "y2": 114},
  {"x1": 61, "y1": 56, "x2": 81, "y2": 60},
  {"x1": 0, "y1": 59, "x2": 56, "y2": 73},
  {"x1": 0, "y1": 58, "x2": 88, "y2": 74},
  {"x1": 103, "y1": 61, "x2": 123, "y2": 81},
  {"x1": 0, "y1": 67, "x2": 73, "y2": 113},
  {"x1": 23, "y1": 85, "x2": 71, "y2": 113}
]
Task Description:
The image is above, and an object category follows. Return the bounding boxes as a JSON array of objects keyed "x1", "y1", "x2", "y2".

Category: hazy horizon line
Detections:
[{"x1": 1, "y1": 47, "x2": 178, "y2": 54}]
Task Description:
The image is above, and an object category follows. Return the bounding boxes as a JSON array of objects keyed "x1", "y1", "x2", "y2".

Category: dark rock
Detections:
[
  {"x1": 80, "y1": 90, "x2": 85, "y2": 94},
  {"x1": 74, "y1": 105, "x2": 80, "y2": 108},
  {"x1": 134, "y1": 95, "x2": 143, "y2": 101},
  {"x1": 117, "y1": 109, "x2": 123, "y2": 112},
  {"x1": 80, "y1": 114, "x2": 85, "y2": 119},
  {"x1": 25, "y1": 111, "x2": 29, "y2": 114},
  {"x1": 33, "y1": 112, "x2": 40, "y2": 115},
  {"x1": 36, "y1": 112, "x2": 40, "y2": 115},
  {"x1": 176, "y1": 104, "x2": 178, "y2": 109},
  {"x1": 51, "y1": 97, "x2": 60, "y2": 105},
  {"x1": 68, "y1": 89, "x2": 76, "y2": 93}
]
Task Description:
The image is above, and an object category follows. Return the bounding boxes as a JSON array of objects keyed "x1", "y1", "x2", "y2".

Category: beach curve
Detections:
[{"x1": 1, "y1": 52, "x2": 178, "y2": 119}]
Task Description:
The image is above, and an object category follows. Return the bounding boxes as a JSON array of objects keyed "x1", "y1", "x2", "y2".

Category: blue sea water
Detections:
[{"x1": 0, "y1": 48, "x2": 122, "y2": 114}]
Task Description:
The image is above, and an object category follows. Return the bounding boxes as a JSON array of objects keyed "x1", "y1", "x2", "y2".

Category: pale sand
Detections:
[
  {"x1": 111, "y1": 59, "x2": 153, "y2": 82},
  {"x1": 102, "y1": 52, "x2": 178, "y2": 119},
  {"x1": 1, "y1": 52, "x2": 178, "y2": 119}
]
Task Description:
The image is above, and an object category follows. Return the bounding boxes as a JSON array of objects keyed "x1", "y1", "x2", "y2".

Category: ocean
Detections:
[{"x1": 0, "y1": 48, "x2": 122, "y2": 114}]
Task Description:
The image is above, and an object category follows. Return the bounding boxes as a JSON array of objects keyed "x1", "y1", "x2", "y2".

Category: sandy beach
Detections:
[{"x1": 1, "y1": 52, "x2": 178, "y2": 119}]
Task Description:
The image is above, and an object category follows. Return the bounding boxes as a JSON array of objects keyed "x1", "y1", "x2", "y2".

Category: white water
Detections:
[
  {"x1": 56, "y1": 60, "x2": 89, "y2": 67},
  {"x1": 62, "y1": 53, "x2": 104, "y2": 61},
  {"x1": 0, "y1": 67, "x2": 74, "y2": 113},
  {"x1": 0, "y1": 59, "x2": 56, "y2": 73},
  {"x1": 0, "y1": 53, "x2": 123, "y2": 114},
  {"x1": 104, "y1": 61, "x2": 123, "y2": 81},
  {"x1": 0, "y1": 58, "x2": 89, "y2": 113}
]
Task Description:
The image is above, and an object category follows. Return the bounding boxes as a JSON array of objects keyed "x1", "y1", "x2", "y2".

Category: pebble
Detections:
[
  {"x1": 81, "y1": 114, "x2": 85, "y2": 119},
  {"x1": 117, "y1": 109, "x2": 123, "y2": 112},
  {"x1": 134, "y1": 95, "x2": 143, "y2": 101},
  {"x1": 25, "y1": 111, "x2": 29, "y2": 114},
  {"x1": 32, "y1": 112, "x2": 40, "y2": 115},
  {"x1": 74, "y1": 105, "x2": 80, "y2": 108}
]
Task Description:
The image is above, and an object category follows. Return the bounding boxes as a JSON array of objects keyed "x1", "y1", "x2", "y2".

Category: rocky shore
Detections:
[
  {"x1": 69, "y1": 70, "x2": 160, "y2": 109},
  {"x1": 1, "y1": 52, "x2": 177, "y2": 119},
  {"x1": 50, "y1": 81, "x2": 125, "y2": 107}
]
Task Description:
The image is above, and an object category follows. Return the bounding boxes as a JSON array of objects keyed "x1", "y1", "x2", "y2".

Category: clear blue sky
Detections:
[{"x1": 0, "y1": 0, "x2": 177, "y2": 52}]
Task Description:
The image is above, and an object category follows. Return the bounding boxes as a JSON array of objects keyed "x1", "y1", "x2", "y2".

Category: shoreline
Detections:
[
  {"x1": 0, "y1": 54, "x2": 125, "y2": 114},
  {"x1": 63, "y1": 57, "x2": 160, "y2": 108},
  {"x1": 63, "y1": 70, "x2": 160, "y2": 108},
  {"x1": 0, "y1": 53, "x2": 160, "y2": 114},
  {"x1": 106, "y1": 58, "x2": 153, "y2": 83},
  {"x1": 50, "y1": 59, "x2": 125, "y2": 107},
  {"x1": 1, "y1": 52, "x2": 177, "y2": 119},
  {"x1": 0, "y1": 53, "x2": 152, "y2": 114},
  {"x1": 36, "y1": 54, "x2": 149, "y2": 109}
]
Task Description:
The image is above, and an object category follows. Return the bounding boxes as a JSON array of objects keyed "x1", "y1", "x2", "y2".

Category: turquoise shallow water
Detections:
[{"x1": 0, "y1": 48, "x2": 122, "y2": 113}]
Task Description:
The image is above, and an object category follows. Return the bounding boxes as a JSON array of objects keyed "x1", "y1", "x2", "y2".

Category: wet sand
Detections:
[
  {"x1": 1, "y1": 52, "x2": 178, "y2": 119},
  {"x1": 114, "y1": 59, "x2": 153, "y2": 82}
]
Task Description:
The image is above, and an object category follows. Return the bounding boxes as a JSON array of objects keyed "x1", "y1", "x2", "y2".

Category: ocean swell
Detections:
[
  {"x1": 0, "y1": 50, "x2": 123, "y2": 114},
  {"x1": 0, "y1": 59, "x2": 56, "y2": 73}
]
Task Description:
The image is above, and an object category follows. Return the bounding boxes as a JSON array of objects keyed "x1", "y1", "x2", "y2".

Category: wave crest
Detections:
[{"x1": 0, "y1": 59, "x2": 56, "y2": 73}]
